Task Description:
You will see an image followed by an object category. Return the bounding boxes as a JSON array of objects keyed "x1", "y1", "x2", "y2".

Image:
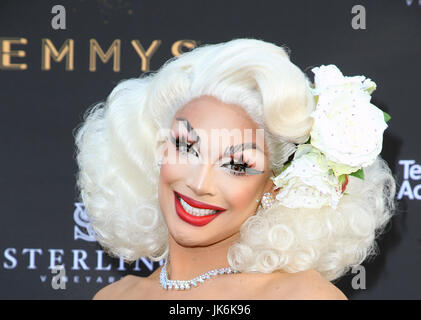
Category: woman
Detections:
[{"x1": 74, "y1": 38, "x2": 397, "y2": 299}]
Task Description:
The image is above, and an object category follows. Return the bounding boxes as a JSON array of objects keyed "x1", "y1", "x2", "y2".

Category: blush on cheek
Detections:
[
  {"x1": 159, "y1": 161, "x2": 190, "y2": 196},
  {"x1": 161, "y1": 162, "x2": 183, "y2": 183},
  {"x1": 158, "y1": 163, "x2": 173, "y2": 204},
  {"x1": 160, "y1": 162, "x2": 169, "y2": 179},
  {"x1": 222, "y1": 181, "x2": 260, "y2": 213}
]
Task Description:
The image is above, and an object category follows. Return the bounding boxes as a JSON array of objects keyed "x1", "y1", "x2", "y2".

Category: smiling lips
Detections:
[{"x1": 173, "y1": 191, "x2": 226, "y2": 226}]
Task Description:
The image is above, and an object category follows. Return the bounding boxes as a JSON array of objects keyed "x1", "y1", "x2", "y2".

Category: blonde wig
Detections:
[{"x1": 74, "y1": 38, "x2": 397, "y2": 281}]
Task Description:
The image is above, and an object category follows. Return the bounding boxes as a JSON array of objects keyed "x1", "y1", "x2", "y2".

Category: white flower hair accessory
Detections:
[{"x1": 270, "y1": 64, "x2": 391, "y2": 210}]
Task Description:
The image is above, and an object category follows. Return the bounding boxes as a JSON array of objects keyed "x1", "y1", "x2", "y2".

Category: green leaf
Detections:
[
  {"x1": 343, "y1": 192, "x2": 349, "y2": 196},
  {"x1": 338, "y1": 174, "x2": 347, "y2": 185},
  {"x1": 280, "y1": 162, "x2": 291, "y2": 173},
  {"x1": 272, "y1": 161, "x2": 291, "y2": 177},
  {"x1": 349, "y1": 168, "x2": 364, "y2": 180},
  {"x1": 383, "y1": 111, "x2": 391, "y2": 123}
]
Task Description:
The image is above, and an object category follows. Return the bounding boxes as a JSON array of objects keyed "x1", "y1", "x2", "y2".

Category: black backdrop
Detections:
[{"x1": 0, "y1": 0, "x2": 419, "y2": 299}]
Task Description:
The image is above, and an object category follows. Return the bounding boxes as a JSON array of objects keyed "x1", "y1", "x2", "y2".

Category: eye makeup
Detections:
[
  {"x1": 222, "y1": 156, "x2": 263, "y2": 176},
  {"x1": 168, "y1": 131, "x2": 264, "y2": 176},
  {"x1": 169, "y1": 132, "x2": 200, "y2": 158},
  {"x1": 174, "y1": 117, "x2": 265, "y2": 157},
  {"x1": 175, "y1": 117, "x2": 201, "y2": 146}
]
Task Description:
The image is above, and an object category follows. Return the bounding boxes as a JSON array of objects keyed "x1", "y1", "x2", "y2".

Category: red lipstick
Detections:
[{"x1": 173, "y1": 191, "x2": 226, "y2": 226}]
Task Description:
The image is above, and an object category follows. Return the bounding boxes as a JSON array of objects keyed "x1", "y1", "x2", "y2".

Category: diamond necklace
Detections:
[{"x1": 160, "y1": 262, "x2": 240, "y2": 290}]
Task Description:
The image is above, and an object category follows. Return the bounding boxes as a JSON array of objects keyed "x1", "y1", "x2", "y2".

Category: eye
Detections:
[
  {"x1": 172, "y1": 135, "x2": 199, "y2": 157},
  {"x1": 222, "y1": 157, "x2": 251, "y2": 176},
  {"x1": 170, "y1": 133, "x2": 264, "y2": 176}
]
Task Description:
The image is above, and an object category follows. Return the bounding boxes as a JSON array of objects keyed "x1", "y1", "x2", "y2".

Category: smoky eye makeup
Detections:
[
  {"x1": 223, "y1": 153, "x2": 265, "y2": 176},
  {"x1": 169, "y1": 131, "x2": 264, "y2": 176},
  {"x1": 169, "y1": 117, "x2": 265, "y2": 176},
  {"x1": 174, "y1": 117, "x2": 201, "y2": 144},
  {"x1": 168, "y1": 131, "x2": 199, "y2": 156}
]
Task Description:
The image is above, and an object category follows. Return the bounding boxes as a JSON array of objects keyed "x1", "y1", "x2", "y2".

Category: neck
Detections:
[{"x1": 165, "y1": 232, "x2": 240, "y2": 280}]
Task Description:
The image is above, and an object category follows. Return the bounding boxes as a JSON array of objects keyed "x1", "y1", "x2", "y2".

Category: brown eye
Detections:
[
  {"x1": 222, "y1": 158, "x2": 250, "y2": 176},
  {"x1": 222, "y1": 156, "x2": 264, "y2": 177}
]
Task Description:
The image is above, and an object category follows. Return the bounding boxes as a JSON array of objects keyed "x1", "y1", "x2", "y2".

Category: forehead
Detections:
[
  {"x1": 173, "y1": 95, "x2": 259, "y2": 131},
  {"x1": 171, "y1": 95, "x2": 268, "y2": 158}
]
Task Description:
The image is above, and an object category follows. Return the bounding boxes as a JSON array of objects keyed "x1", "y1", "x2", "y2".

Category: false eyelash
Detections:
[
  {"x1": 170, "y1": 133, "x2": 199, "y2": 157},
  {"x1": 171, "y1": 134, "x2": 256, "y2": 176},
  {"x1": 223, "y1": 157, "x2": 252, "y2": 176}
]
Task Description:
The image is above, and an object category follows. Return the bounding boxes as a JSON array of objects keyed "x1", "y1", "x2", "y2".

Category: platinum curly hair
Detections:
[{"x1": 74, "y1": 38, "x2": 398, "y2": 281}]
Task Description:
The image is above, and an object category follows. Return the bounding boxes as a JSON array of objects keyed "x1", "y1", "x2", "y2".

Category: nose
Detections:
[{"x1": 185, "y1": 163, "x2": 217, "y2": 197}]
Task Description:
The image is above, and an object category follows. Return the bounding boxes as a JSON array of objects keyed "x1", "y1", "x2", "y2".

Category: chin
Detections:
[
  {"x1": 168, "y1": 222, "x2": 228, "y2": 248},
  {"x1": 170, "y1": 229, "x2": 210, "y2": 247}
]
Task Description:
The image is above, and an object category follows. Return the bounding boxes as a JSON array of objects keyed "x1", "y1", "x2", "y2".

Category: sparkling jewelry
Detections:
[
  {"x1": 160, "y1": 263, "x2": 239, "y2": 290},
  {"x1": 259, "y1": 192, "x2": 275, "y2": 209}
]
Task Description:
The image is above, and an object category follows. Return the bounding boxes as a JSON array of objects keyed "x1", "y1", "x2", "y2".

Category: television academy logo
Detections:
[{"x1": 397, "y1": 160, "x2": 421, "y2": 200}]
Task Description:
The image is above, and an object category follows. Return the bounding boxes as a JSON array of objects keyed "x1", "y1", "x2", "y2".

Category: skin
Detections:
[{"x1": 93, "y1": 95, "x2": 347, "y2": 300}]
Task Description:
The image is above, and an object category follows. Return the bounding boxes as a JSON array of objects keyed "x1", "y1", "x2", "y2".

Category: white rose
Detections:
[
  {"x1": 311, "y1": 64, "x2": 374, "y2": 95},
  {"x1": 309, "y1": 65, "x2": 388, "y2": 170},
  {"x1": 271, "y1": 144, "x2": 343, "y2": 209}
]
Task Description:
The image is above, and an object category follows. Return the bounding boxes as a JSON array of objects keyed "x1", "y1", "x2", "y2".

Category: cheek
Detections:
[
  {"x1": 160, "y1": 162, "x2": 175, "y2": 184},
  {"x1": 159, "y1": 157, "x2": 191, "y2": 199},
  {"x1": 159, "y1": 162, "x2": 185, "y2": 198},
  {"x1": 219, "y1": 175, "x2": 263, "y2": 211},
  {"x1": 159, "y1": 146, "x2": 184, "y2": 184},
  {"x1": 158, "y1": 163, "x2": 183, "y2": 223},
  {"x1": 158, "y1": 146, "x2": 179, "y2": 206}
]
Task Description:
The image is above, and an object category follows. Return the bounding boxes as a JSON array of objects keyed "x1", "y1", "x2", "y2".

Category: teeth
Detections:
[{"x1": 178, "y1": 197, "x2": 218, "y2": 216}]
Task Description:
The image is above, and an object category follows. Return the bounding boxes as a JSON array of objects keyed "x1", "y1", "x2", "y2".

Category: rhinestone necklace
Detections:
[{"x1": 160, "y1": 263, "x2": 240, "y2": 290}]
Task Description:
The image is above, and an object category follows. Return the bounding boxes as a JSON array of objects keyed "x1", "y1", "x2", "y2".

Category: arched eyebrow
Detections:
[
  {"x1": 223, "y1": 142, "x2": 264, "y2": 157},
  {"x1": 175, "y1": 117, "x2": 265, "y2": 156}
]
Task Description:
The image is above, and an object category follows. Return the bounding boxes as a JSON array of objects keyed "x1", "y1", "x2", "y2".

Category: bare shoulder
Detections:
[
  {"x1": 92, "y1": 275, "x2": 140, "y2": 300},
  {"x1": 287, "y1": 269, "x2": 347, "y2": 300},
  {"x1": 264, "y1": 269, "x2": 348, "y2": 300}
]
